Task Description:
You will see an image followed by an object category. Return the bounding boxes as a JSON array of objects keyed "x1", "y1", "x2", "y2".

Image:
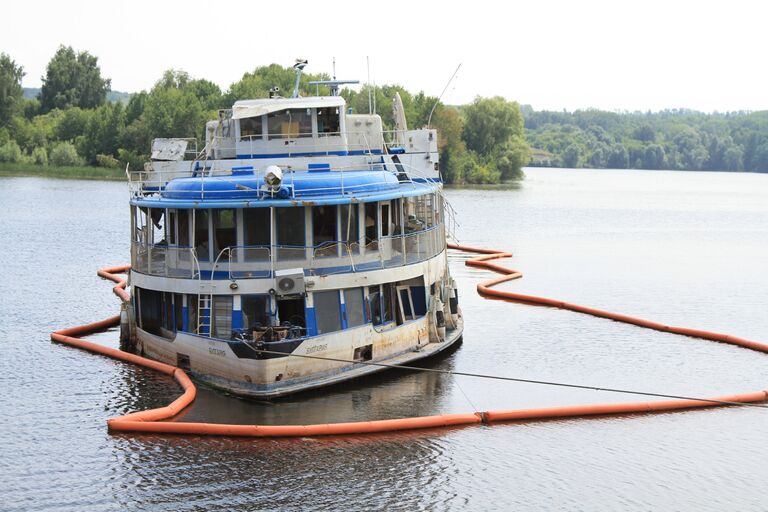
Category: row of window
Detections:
[
  {"x1": 135, "y1": 281, "x2": 428, "y2": 340},
  {"x1": 133, "y1": 194, "x2": 442, "y2": 261},
  {"x1": 239, "y1": 107, "x2": 342, "y2": 142}
]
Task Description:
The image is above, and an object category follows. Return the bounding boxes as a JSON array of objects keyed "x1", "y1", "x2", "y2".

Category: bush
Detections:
[
  {"x1": 31, "y1": 146, "x2": 48, "y2": 166},
  {"x1": 49, "y1": 141, "x2": 85, "y2": 167},
  {"x1": 96, "y1": 153, "x2": 120, "y2": 168},
  {"x1": 0, "y1": 140, "x2": 22, "y2": 163},
  {"x1": 117, "y1": 148, "x2": 146, "y2": 172}
]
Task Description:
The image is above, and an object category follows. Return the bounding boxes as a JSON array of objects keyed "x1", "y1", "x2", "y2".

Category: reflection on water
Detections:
[{"x1": 1, "y1": 169, "x2": 768, "y2": 510}]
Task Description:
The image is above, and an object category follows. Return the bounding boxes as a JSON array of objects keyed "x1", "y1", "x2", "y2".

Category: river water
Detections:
[{"x1": 1, "y1": 168, "x2": 767, "y2": 510}]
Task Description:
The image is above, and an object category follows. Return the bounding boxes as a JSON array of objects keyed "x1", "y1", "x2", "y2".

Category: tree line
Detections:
[
  {"x1": 0, "y1": 46, "x2": 530, "y2": 183},
  {"x1": 524, "y1": 107, "x2": 768, "y2": 172}
]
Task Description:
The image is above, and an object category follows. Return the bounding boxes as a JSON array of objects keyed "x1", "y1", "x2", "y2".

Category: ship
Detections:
[{"x1": 122, "y1": 61, "x2": 463, "y2": 398}]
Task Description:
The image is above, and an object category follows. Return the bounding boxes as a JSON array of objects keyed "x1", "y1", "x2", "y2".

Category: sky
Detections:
[{"x1": 2, "y1": 0, "x2": 766, "y2": 113}]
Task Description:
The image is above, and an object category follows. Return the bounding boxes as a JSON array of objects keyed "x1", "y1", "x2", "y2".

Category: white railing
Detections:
[{"x1": 131, "y1": 226, "x2": 446, "y2": 280}]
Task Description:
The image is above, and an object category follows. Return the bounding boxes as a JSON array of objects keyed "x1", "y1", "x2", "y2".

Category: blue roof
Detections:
[{"x1": 132, "y1": 170, "x2": 441, "y2": 208}]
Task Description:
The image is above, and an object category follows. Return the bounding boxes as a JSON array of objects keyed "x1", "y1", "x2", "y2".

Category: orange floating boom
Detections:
[{"x1": 49, "y1": 248, "x2": 768, "y2": 438}]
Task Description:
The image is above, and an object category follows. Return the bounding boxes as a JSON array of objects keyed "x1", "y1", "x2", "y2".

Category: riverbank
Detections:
[{"x1": 0, "y1": 162, "x2": 125, "y2": 181}]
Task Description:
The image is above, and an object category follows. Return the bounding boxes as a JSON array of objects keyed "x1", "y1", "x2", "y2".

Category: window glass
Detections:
[
  {"x1": 315, "y1": 290, "x2": 342, "y2": 334},
  {"x1": 267, "y1": 109, "x2": 312, "y2": 140},
  {"x1": 212, "y1": 296, "x2": 233, "y2": 338},
  {"x1": 195, "y1": 209, "x2": 210, "y2": 261},
  {"x1": 369, "y1": 290, "x2": 382, "y2": 326},
  {"x1": 317, "y1": 107, "x2": 341, "y2": 134},
  {"x1": 364, "y1": 202, "x2": 378, "y2": 245},
  {"x1": 312, "y1": 205, "x2": 337, "y2": 246},
  {"x1": 340, "y1": 204, "x2": 359, "y2": 254},
  {"x1": 344, "y1": 288, "x2": 365, "y2": 328},
  {"x1": 178, "y1": 210, "x2": 190, "y2": 246},
  {"x1": 381, "y1": 203, "x2": 390, "y2": 236},
  {"x1": 240, "y1": 116, "x2": 263, "y2": 140},
  {"x1": 168, "y1": 210, "x2": 177, "y2": 245},
  {"x1": 242, "y1": 295, "x2": 270, "y2": 330},
  {"x1": 382, "y1": 283, "x2": 394, "y2": 323},
  {"x1": 243, "y1": 208, "x2": 270, "y2": 246},
  {"x1": 275, "y1": 207, "x2": 305, "y2": 259},
  {"x1": 174, "y1": 293, "x2": 184, "y2": 331},
  {"x1": 213, "y1": 209, "x2": 236, "y2": 255}
]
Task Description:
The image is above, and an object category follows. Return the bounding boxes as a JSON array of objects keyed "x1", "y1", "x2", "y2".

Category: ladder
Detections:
[{"x1": 197, "y1": 294, "x2": 212, "y2": 336}]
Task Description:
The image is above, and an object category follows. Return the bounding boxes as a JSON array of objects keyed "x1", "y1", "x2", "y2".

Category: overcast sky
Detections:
[{"x1": 2, "y1": 0, "x2": 765, "y2": 112}]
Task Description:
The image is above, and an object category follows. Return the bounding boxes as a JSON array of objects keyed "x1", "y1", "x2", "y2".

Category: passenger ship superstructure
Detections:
[{"x1": 125, "y1": 68, "x2": 463, "y2": 398}]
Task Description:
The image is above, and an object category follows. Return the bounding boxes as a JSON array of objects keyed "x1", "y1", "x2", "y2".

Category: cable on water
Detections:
[{"x1": 240, "y1": 344, "x2": 768, "y2": 410}]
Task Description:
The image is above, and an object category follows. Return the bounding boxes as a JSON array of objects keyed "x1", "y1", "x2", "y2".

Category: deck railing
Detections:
[{"x1": 131, "y1": 225, "x2": 445, "y2": 280}]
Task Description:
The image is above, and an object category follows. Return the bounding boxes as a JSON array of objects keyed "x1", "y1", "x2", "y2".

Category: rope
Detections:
[{"x1": 237, "y1": 344, "x2": 768, "y2": 409}]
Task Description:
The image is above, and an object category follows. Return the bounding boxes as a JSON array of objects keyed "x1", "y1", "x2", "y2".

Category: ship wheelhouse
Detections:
[{"x1": 127, "y1": 90, "x2": 461, "y2": 398}]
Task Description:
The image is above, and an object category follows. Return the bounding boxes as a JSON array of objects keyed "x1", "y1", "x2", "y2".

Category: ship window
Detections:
[
  {"x1": 381, "y1": 202, "x2": 391, "y2": 236},
  {"x1": 243, "y1": 208, "x2": 270, "y2": 247},
  {"x1": 317, "y1": 107, "x2": 340, "y2": 135},
  {"x1": 174, "y1": 293, "x2": 184, "y2": 331},
  {"x1": 340, "y1": 204, "x2": 359, "y2": 245},
  {"x1": 398, "y1": 286, "x2": 415, "y2": 322},
  {"x1": 242, "y1": 295, "x2": 270, "y2": 330},
  {"x1": 392, "y1": 199, "x2": 403, "y2": 234},
  {"x1": 364, "y1": 202, "x2": 378, "y2": 246},
  {"x1": 314, "y1": 290, "x2": 342, "y2": 335},
  {"x1": 187, "y1": 294, "x2": 199, "y2": 332},
  {"x1": 194, "y1": 209, "x2": 210, "y2": 261},
  {"x1": 240, "y1": 116, "x2": 263, "y2": 141},
  {"x1": 168, "y1": 211, "x2": 177, "y2": 245},
  {"x1": 275, "y1": 207, "x2": 305, "y2": 259},
  {"x1": 212, "y1": 296, "x2": 233, "y2": 339},
  {"x1": 213, "y1": 209, "x2": 237, "y2": 255},
  {"x1": 368, "y1": 290, "x2": 382, "y2": 326},
  {"x1": 410, "y1": 286, "x2": 427, "y2": 316},
  {"x1": 268, "y1": 109, "x2": 312, "y2": 140},
  {"x1": 178, "y1": 210, "x2": 190, "y2": 246},
  {"x1": 277, "y1": 297, "x2": 305, "y2": 328},
  {"x1": 312, "y1": 205, "x2": 337, "y2": 247},
  {"x1": 382, "y1": 283, "x2": 394, "y2": 323},
  {"x1": 344, "y1": 288, "x2": 365, "y2": 328},
  {"x1": 163, "y1": 292, "x2": 174, "y2": 332},
  {"x1": 137, "y1": 287, "x2": 162, "y2": 336}
]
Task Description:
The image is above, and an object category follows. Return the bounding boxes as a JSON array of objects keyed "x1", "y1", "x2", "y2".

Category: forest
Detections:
[
  {"x1": 0, "y1": 47, "x2": 529, "y2": 184},
  {"x1": 524, "y1": 107, "x2": 768, "y2": 172}
]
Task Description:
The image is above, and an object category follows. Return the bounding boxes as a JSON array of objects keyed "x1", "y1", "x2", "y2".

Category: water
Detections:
[{"x1": 1, "y1": 168, "x2": 767, "y2": 510}]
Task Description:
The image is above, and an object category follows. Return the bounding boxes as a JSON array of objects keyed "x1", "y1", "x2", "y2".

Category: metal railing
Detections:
[{"x1": 131, "y1": 225, "x2": 446, "y2": 279}]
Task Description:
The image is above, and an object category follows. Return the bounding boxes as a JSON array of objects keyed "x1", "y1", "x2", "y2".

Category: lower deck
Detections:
[{"x1": 135, "y1": 312, "x2": 463, "y2": 398}]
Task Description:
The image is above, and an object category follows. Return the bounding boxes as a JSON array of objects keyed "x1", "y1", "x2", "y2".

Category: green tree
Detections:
[
  {"x1": 562, "y1": 144, "x2": 581, "y2": 168},
  {"x1": 463, "y1": 96, "x2": 525, "y2": 155},
  {"x1": 0, "y1": 53, "x2": 24, "y2": 125},
  {"x1": 40, "y1": 46, "x2": 110, "y2": 113}
]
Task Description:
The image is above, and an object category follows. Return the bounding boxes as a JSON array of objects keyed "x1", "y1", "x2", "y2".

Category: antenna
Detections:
[
  {"x1": 308, "y1": 58, "x2": 360, "y2": 96},
  {"x1": 367, "y1": 56, "x2": 372, "y2": 114},
  {"x1": 427, "y1": 63, "x2": 462, "y2": 127}
]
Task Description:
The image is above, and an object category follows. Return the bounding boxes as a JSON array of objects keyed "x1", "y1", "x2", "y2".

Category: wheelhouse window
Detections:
[
  {"x1": 243, "y1": 208, "x2": 270, "y2": 246},
  {"x1": 317, "y1": 107, "x2": 340, "y2": 135},
  {"x1": 213, "y1": 209, "x2": 236, "y2": 255},
  {"x1": 240, "y1": 116, "x2": 263, "y2": 141},
  {"x1": 268, "y1": 109, "x2": 312, "y2": 140}
]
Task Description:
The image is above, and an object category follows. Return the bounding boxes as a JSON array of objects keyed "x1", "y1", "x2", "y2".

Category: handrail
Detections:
[{"x1": 131, "y1": 226, "x2": 446, "y2": 279}]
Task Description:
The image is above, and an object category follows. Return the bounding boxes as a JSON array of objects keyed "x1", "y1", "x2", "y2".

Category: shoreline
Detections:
[{"x1": 0, "y1": 163, "x2": 126, "y2": 181}]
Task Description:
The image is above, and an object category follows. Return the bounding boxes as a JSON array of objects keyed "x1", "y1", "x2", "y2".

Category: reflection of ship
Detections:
[{"x1": 123, "y1": 61, "x2": 463, "y2": 399}]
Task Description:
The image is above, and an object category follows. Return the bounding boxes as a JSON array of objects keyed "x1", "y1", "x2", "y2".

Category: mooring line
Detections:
[{"x1": 49, "y1": 248, "x2": 768, "y2": 438}]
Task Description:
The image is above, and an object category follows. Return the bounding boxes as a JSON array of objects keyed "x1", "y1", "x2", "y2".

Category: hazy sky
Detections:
[{"x1": 2, "y1": 0, "x2": 766, "y2": 112}]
